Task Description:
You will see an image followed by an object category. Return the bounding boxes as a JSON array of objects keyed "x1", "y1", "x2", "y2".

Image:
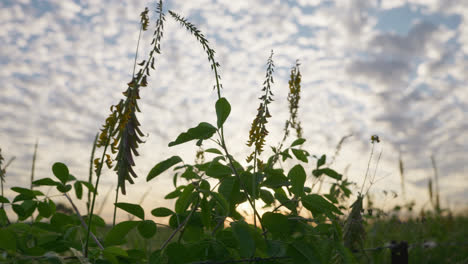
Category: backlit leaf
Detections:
[
  {"x1": 215, "y1": 97, "x2": 231, "y2": 128},
  {"x1": 168, "y1": 122, "x2": 217, "y2": 147},
  {"x1": 288, "y1": 165, "x2": 306, "y2": 196},
  {"x1": 147, "y1": 156, "x2": 183, "y2": 181},
  {"x1": 52, "y1": 162, "x2": 69, "y2": 184},
  {"x1": 115, "y1": 203, "x2": 145, "y2": 220}
]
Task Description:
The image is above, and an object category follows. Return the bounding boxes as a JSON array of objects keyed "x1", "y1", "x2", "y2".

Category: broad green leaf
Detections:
[
  {"x1": 288, "y1": 165, "x2": 306, "y2": 196},
  {"x1": 218, "y1": 177, "x2": 240, "y2": 205},
  {"x1": 204, "y1": 148, "x2": 223, "y2": 155},
  {"x1": 11, "y1": 187, "x2": 36, "y2": 198},
  {"x1": 138, "y1": 220, "x2": 157, "y2": 239},
  {"x1": 33, "y1": 178, "x2": 60, "y2": 186},
  {"x1": 151, "y1": 207, "x2": 174, "y2": 217},
  {"x1": 115, "y1": 203, "x2": 145, "y2": 220},
  {"x1": 79, "y1": 181, "x2": 95, "y2": 193},
  {"x1": 302, "y1": 194, "x2": 343, "y2": 218},
  {"x1": 287, "y1": 240, "x2": 320, "y2": 264},
  {"x1": 262, "y1": 168, "x2": 289, "y2": 188},
  {"x1": 0, "y1": 229, "x2": 16, "y2": 251},
  {"x1": 206, "y1": 162, "x2": 232, "y2": 179},
  {"x1": 0, "y1": 208, "x2": 9, "y2": 226},
  {"x1": 231, "y1": 221, "x2": 255, "y2": 257},
  {"x1": 274, "y1": 190, "x2": 297, "y2": 214},
  {"x1": 165, "y1": 189, "x2": 182, "y2": 199},
  {"x1": 168, "y1": 122, "x2": 217, "y2": 147},
  {"x1": 215, "y1": 97, "x2": 231, "y2": 128},
  {"x1": 57, "y1": 184, "x2": 72, "y2": 193},
  {"x1": 103, "y1": 246, "x2": 128, "y2": 257},
  {"x1": 200, "y1": 198, "x2": 211, "y2": 227},
  {"x1": 175, "y1": 184, "x2": 195, "y2": 214},
  {"x1": 262, "y1": 212, "x2": 289, "y2": 238},
  {"x1": 52, "y1": 162, "x2": 69, "y2": 184},
  {"x1": 166, "y1": 242, "x2": 188, "y2": 264},
  {"x1": 317, "y1": 155, "x2": 326, "y2": 168},
  {"x1": 312, "y1": 168, "x2": 342, "y2": 181},
  {"x1": 15, "y1": 200, "x2": 36, "y2": 221},
  {"x1": 291, "y1": 149, "x2": 308, "y2": 162},
  {"x1": 149, "y1": 250, "x2": 165, "y2": 264},
  {"x1": 74, "y1": 181, "x2": 83, "y2": 200},
  {"x1": 147, "y1": 156, "x2": 183, "y2": 181},
  {"x1": 290, "y1": 138, "x2": 306, "y2": 147},
  {"x1": 259, "y1": 189, "x2": 275, "y2": 205},
  {"x1": 105, "y1": 221, "x2": 139, "y2": 246},
  {"x1": 0, "y1": 195, "x2": 9, "y2": 203},
  {"x1": 51, "y1": 213, "x2": 74, "y2": 230},
  {"x1": 321, "y1": 168, "x2": 342, "y2": 181},
  {"x1": 211, "y1": 192, "x2": 229, "y2": 216},
  {"x1": 181, "y1": 167, "x2": 199, "y2": 180},
  {"x1": 38, "y1": 201, "x2": 52, "y2": 218}
]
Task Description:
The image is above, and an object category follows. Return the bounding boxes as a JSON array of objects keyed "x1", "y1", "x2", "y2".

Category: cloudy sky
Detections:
[{"x1": 1, "y1": 0, "x2": 467, "y2": 220}]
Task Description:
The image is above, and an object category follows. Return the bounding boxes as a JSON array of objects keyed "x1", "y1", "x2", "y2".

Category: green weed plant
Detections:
[{"x1": 1, "y1": 1, "x2": 465, "y2": 263}]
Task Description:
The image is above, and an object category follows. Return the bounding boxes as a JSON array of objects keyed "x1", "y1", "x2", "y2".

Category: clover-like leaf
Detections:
[
  {"x1": 216, "y1": 97, "x2": 231, "y2": 128},
  {"x1": 115, "y1": 202, "x2": 145, "y2": 220},
  {"x1": 147, "y1": 156, "x2": 183, "y2": 181}
]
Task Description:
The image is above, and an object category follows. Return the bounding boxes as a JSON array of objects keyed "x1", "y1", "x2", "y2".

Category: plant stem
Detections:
[
  {"x1": 88, "y1": 133, "x2": 98, "y2": 214},
  {"x1": 85, "y1": 127, "x2": 113, "y2": 257},
  {"x1": 160, "y1": 196, "x2": 200, "y2": 250},
  {"x1": 30, "y1": 140, "x2": 38, "y2": 223},
  {"x1": 64, "y1": 193, "x2": 104, "y2": 250},
  {"x1": 113, "y1": 185, "x2": 120, "y2": 227}
]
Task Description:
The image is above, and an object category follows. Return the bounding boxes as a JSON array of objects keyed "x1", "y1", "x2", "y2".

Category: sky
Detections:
[{"x1": 1, "y1": 0, "x2": 467, "y2": 221}]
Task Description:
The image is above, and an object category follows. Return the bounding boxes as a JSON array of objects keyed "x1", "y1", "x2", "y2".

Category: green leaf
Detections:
[
  {"x1": 322, "y1": 168, "x2": 342, "y2": 181},
  {"x1": 11, "y1": 187, "x2": 36, "y2": 198},
  {"x1": 0, "y1": 195, "x2": 9, "y2": 203},
  {"x1": 262, "y1": 169, "x2": 289, "y2": 188},
  {"x1": 105, "y1": 221, "x2": 139, "y2": 246},
  {"x1": 312, "y1": 168, "x2": 342, "y2": 180},
  {"x1": 215, "y1": 97, "x2": 231, "y2": 128},
  {"x1": 0, "y1": 229, "x2": 16, "y2": 251},
  {"x1": 287, "y1": 240, "x2": 320, "y2": 264},
  {"x1": 231, "y1": 221, "x2": 255, "y2": 258},
  {"x1": 115, "y1": 203, "x2": 145, "y2": 220},
  {"x1": 103, "y1": 246, "x2": 128, "y2": 257},
  {"x1": 291, "y1": 149, "x2": 308, "y2": 162},
  {"x1": 166, "y1": 242, "x2": 188, "y2": 264},
  {"x1": 290, "y1": 138, "x2": 306, "y2": 147},
  {"x1": 147, "y1": 156, "x2": 183, "y2": 181},
  {"x1": 51, "y1": 213, "x2": 74, "y2": 230},
  {"x1": 0, "y1": 208, "x2": 9, "y2": 226},
  {"x1": 74, "y1": 181, "x2": 83, "y2": 200},
  {"x1": 168, "y1": 122, "x2": 217, "y2": 147},
  {"x1": 302, "y1": 194, "x2": 343, "y2": 218},
  {"x1": 317, "y1": 155, "x2": 326, "y2": 168},
  {"x1": 152, "y1": 207, "x2": 174, "y2": 217},
  {"x1": 175, "y1": 184, "x2": 195, "y2": 214},
  {"x1": 138, "y1": 220, "x2": 157, "y2": 239},
  {"x1": 52, "y1": 162, "x2": 69, "y2": 184},
  {"x1": 211, "y1": 192, "x2": 229, "y2": 216},
  {"x1": 165, "y1": 189, "x2": 182, "y2": 199},
  {"x1": 288, "y1": 165, "x2": 306, "y2": 196},
  {"x1": 206, "y1": 162, "x2": 232, "y2": 179},
  {"x1": 57, "y1": 184, "x2": 72, "y2": 193},
  {"x1": 33, "y1": 178, "x2": 60, "y2": 186},
  {"x1": 37, "y1": 201, "x2": 52, "y2": 218},
  {"x1": 79, "y1": 181, "x2": 95, "y2": 193},
  {"x1": 204, "y1": 148, "x2": 223, "y2": 155},
  {"x1": 262, "y1": 212, "x2": 289, "y2": 238},
  {"x1": 259, "y1": 189, "x2": 275, "y2": 205}
]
